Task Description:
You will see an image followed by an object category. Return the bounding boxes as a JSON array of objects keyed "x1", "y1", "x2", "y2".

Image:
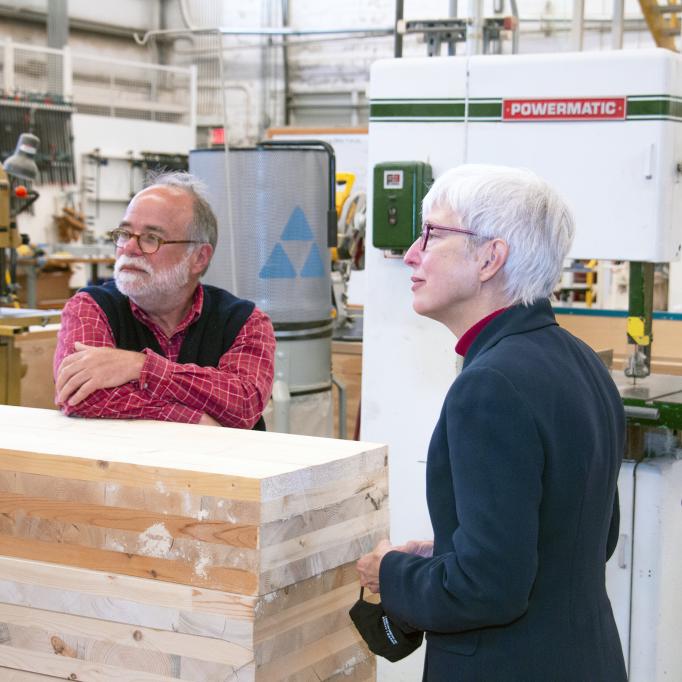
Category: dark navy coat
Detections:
[{"x1": 380, "y1": 300, "x2": 627, "y2": 681}]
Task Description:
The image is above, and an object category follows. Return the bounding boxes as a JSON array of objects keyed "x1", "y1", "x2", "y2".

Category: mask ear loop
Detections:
[{"x1": 359, "y1": 586, "x2": 365, "y2": 600}]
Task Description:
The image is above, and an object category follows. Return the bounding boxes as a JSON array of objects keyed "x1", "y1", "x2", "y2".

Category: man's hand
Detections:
[
  {"x1": 356, "y1": 539, "x2": 394, "y2": 594},
  {"x1": 56, "y1": 342, "x2": 146, "y2": 406},
  {"x1": 198, "y1": 413, "x2": 221, "y2": 426}
]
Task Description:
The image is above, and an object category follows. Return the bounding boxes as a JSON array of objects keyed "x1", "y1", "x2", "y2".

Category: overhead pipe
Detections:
[
  {"x1": 510, "y1": 0, "x2": 520, "y2": 53},
  {"x1": 173, "y1": 31, "x2": 393, "y2": 55},
  {"x1": 134, "y1": 25, "x2": 393, "y2": 45},
  {"x1": 449, "y1": 0, "x2": 458, "y2": 55},
  {"x1": 281, "y1": 0, "x2": 291, "y2": 125},
  {"x1": 612, "y1": 0, "x2": 624, "y2": 49},
  {"x1": 395, "y1": 0, "x2": 404, "y2": 57},
  {"x1": 466, "y1": 0, "x2": 484, "y2": 55},
  {"x1": 570, "y1": 0, "x2": 585, "y2": 51}
]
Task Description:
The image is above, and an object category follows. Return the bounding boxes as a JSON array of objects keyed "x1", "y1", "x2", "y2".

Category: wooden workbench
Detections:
[{"x1": 0, "y1": 309, "x2": 60, "y2": 408}]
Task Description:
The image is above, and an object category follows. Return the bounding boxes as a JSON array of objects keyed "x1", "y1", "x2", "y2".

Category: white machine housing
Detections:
[
  {"x1": 369, "y1": 48, "x2": 682, "y2": 261},
  {"x1": 363, "y1": 48, "x2": 682, "y2": 681}
]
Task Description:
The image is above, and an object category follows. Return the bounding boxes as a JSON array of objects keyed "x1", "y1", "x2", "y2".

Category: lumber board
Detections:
[
  {"x1": 256, "y1": 626, "x2": 369, "y2": 680},
  {"x1": 0, "y1": 645, "x2": 183, "y2": 681},
  {"x1": 0, "y1": 449, "x2": 262, "y2": 503},
  {"x1": 0, "y1": 583, "x2": 254, "y2": 650},
  {"x1": 0, "y1": 556, "x2": 256, "y2": 620},
  {"x1": 287, "y1": 647, "x2": 375, "y2": 682},
  {"x1": 0, "y1": 620, "x2": 247, "y2": 681},
  {"x1": 0, "y1": 491, "x2": 258, "y2": 547},
  {"x1": 0, "y1": 602, "x2": 252, "y2": 666},
  {"x1": 0, "y1": 470, "x2": 260, "y2": 523},
  {"x1": 256, "y1": 596, "x2": 359, "y2": 667},
  {"x1": 0, "y1": 670, "x2": 63, "y2": 681},
  {"x1": 259, "y1": 527, "x2": 387, "y2": 594},
  {"x1": 0, "y1": 407, "x2": 386, "y2": 490},
  {"x1": 0, "y1": 579, "x2": 253, "y2": 647},
  {"x1": 262, "y1": 510, "x2": 389, "y2": 571},
  {"x1": 260, "y1": 469, "x2": 387, "y2": 522},
  {"x1": 255, "y1": 580, "x2": 359, "y2": 646},
  {"x1": 260, "y1": 482, "x2": 388, "y2": 545},
  {"x1": 0, "y1": 535, "x2": 258, "y2": 594}
]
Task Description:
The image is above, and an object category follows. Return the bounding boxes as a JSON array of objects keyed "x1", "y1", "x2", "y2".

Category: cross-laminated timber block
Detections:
[{"x1": 0, "y1": 406, "x2": 388, "y2": 680}]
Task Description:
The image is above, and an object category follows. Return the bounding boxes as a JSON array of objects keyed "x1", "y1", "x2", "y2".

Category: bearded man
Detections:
[{"x1": 54, "y1": 171, "x2": 275, "y2": 429}]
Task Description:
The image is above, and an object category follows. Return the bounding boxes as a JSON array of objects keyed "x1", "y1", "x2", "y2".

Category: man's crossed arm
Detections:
[
  {"x1": 55, "y1": 342, "x2": 221, "y2": 426},
  {"x1": 56, "y1": 342, "x2": 145, "y2": 406}
]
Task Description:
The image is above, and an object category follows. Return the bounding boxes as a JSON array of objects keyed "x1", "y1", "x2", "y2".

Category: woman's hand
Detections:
[
  {"x1": 395, "y1": 539, "x2": 434, "y2": 558},
  {"x1": 356, "y1": 539, "x2": 394, "y2": 593}
]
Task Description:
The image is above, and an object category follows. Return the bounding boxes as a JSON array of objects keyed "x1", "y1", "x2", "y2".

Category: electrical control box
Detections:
[{"x1": 372, "y1": 161, "x2": 432, "y2": 251}]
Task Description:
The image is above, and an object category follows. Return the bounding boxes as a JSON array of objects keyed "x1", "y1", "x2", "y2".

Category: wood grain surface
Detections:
[{"x1": 0, "y1": 406, "x2": 387, "y2": 680}]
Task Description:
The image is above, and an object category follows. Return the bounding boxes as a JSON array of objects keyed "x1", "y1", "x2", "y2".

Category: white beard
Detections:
[{"x1": 114, "y1": 252, "x2": 193, "y2": 306}]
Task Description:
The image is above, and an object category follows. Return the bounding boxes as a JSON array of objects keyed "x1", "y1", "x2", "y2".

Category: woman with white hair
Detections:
[{"x1": 357, "y1": 165, "x2": 626, "y2": 681}]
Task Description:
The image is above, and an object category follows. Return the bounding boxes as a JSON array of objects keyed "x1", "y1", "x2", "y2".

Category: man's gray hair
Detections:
[
  {"x1": 144, "y1": 169, "x2": 218, "y2": 251},
  {"x1": 422, "y1": 164, "x2": 575, "y2": 306}
]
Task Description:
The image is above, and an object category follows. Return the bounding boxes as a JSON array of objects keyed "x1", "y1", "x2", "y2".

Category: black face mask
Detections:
[{"x1": 349, "y1": 587, "x2": 424, "y2": 662}]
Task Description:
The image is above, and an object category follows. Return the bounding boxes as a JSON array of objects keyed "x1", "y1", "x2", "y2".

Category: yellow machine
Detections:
[
  {"x1": 332, "y1": 172, "x2": 366, "y2": 330},
  {"x1": 0, "y1": 133, "x2": 56, "y2": 406},
  {"x1": 0, "y1": 164, "x2": 22, "y2": 305},
  {"x1": 1, "y1": 132, "x2": 41, "y2": 306},
  {"x1": 0, "y1": 167, "x2": 20, "y2": 247}
]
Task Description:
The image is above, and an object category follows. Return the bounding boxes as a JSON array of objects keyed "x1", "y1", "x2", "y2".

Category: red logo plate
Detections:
[{"x1": 502, "y1": 98, "x2": 626, "y2": 121}]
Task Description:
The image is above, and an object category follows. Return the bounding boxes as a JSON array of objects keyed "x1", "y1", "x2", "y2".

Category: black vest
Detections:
[{"x1": 82, "y1": 281, "x2": 265, "y2": 430}]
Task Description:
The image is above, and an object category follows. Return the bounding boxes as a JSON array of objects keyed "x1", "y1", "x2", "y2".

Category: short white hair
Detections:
[
  {"x1": 422, "y1": 164, "x2": 575, "y2": 306},
  {"x1": 144, "y1": 170, "x2": 217, "y2": 251}
]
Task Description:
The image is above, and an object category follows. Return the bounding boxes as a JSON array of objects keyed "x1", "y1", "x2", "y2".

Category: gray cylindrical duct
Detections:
[
  {"x1": 189, "y1": 146, "x2": 332, "y2": 324},
  {"x1": 190, "y1": 144, "x2": 338, "y2": 437}
]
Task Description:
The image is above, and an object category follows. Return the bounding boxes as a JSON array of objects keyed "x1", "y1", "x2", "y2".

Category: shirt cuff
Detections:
[{"x1": 139, "y1": 348, "x2": 175, "y2": 398}]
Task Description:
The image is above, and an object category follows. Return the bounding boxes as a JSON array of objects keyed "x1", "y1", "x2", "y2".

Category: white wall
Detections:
[
  {"x1": 72, "y1": 114, "x2": 195, "y2": 238},
  {"x1": 0, "y1": 0, "x2": 155, "y2": 29},
  {"x1": 16, "y1": 114, "x2": 195, "y2": 245},
  {"x1": 0, "y1": 0, "x2": 155, "y2": 62},
  {"x1": 72, "y1": 113, "x2": 194, "y2": 168},
  {"x1": 14, "y1": 186, "x2": 65, "y2": 248}
]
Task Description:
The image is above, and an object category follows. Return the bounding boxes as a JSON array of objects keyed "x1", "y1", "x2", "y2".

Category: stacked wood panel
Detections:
[{"x1": 0, "y1": 406, "x2": 388, "y2": 681}]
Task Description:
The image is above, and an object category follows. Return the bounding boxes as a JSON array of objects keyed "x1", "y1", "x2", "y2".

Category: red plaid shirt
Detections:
[{"x1": 54, "y1": 286, "x2": 275, "y2": 428}]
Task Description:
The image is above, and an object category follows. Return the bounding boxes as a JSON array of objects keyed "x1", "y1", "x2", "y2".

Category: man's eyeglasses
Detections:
[
  {"x1": 110, "y1": 228, "x2": 205, "y2": 255},
  {"x1": 419, "y1": 222, "x2": 477, "y2": 251}
]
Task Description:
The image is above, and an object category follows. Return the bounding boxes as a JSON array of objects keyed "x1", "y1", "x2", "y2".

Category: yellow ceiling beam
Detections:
[{"x1": 639, "y1": 0, "x2": 680, "y2": 50}]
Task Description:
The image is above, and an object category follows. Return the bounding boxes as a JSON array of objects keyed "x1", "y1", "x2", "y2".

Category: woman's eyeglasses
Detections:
[{"x1": 419, "y1": 222, "x2": 477, "y2": 251}]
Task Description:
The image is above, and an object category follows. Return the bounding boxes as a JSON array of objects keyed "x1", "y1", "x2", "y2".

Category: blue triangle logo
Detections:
[
  {"x1": 300, "y1": 243, "x2": 326, "y2": 278},
  {"x1": 281, "y1": 207, "x2": 314, "y2": 241},
  {"x1": 259, "y1": 243, "x2": 296, "y2": 279}
]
